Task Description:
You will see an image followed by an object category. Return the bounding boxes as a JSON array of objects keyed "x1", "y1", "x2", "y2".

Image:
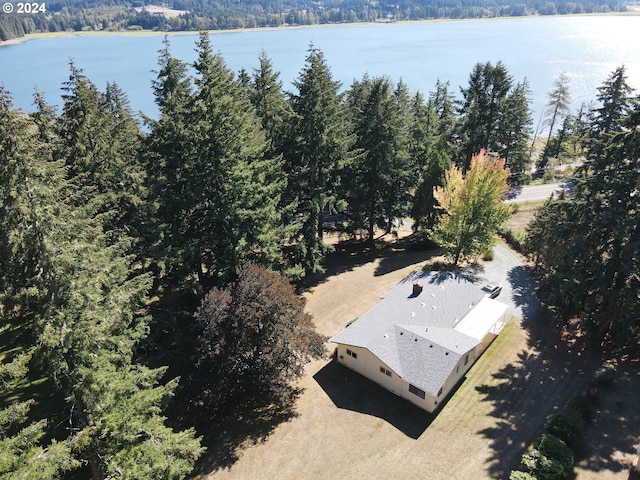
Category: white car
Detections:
[{"x1": 482, "y1": 282, "x2": 502, "y2": 299}]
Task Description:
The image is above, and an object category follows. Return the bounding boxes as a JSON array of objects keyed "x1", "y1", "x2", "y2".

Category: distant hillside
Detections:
[{"x1": 0, "y1": 0, "x2": 628, "y2": 41}]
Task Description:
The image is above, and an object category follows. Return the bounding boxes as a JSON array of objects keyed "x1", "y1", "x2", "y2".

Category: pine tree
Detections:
[
  {"x1": 538, "y1": 72, "x2": 571, "y2": 171},
  {"x1": 584, "y1": 65, "x2": 635, "y2": 160},
  {"x1": 496, "y1": 79, "x2": 533, "y2": 177},
  {"x1": 458, "y1": 61, "x2": 513, "y2": 168},
  {"x1": 148, "y1": 34, "x2": 288, "y2": 289},
  {"x1": 0, "y1": 86, "x2": 78, "y2": 479},
  {"x1": 590, "y1": 65, "x2": 634, "y2": 135},
  {"x1": 286, "y1": 45, "x2": 356, "y2": 273},
  {"x1": 144, "y1": 36, "x2": 194, "y2": 283},
  {"x1": 56, "y1": 62, "x2": 147, "y2": 245},
  {"x1": 0, "y1": 353, "x2": 79, "y2": 478},
  {"x1": 1, "y1": 83, "x2": 204, "y2": 479},
  {"x1": 410, "y1": 82, "x2": 453, "y2": 233},
  {"x1": 250, "y1": 50, "x2": 294, "y2": 158},
  {"x1": 346, "y1": 76, "x2": 411, "y2": 241},
  {"x1": 526, "y1": 92, "x2": 640, "y2": 347}
]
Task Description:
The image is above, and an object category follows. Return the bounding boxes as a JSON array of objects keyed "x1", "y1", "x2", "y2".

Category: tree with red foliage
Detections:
[{"x1": 190, "y1": 263, "x2": 326, "y2": 417}]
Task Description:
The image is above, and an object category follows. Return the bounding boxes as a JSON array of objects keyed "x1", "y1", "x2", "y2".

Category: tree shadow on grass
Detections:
[
  {"x1": 572, "y1": 364, "x2": 640, "y2": 477},
  {"x1": 313, "y1": 360, "x2": 434, "y2": 439},
  {"x1": 474, "y1": 311, "x2": 599, "y2": 478},
  {"x1": 298, "y1": 233, "x2": 438, "y2": 293},
  {"x1": 194, "y1": 392, "x2": 301, "y2": 476}
]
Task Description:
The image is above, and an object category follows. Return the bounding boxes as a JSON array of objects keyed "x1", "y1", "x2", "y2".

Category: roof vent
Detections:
[
  {"x1": 412, "y1": 283, "x2": 423, "y2": 295},
  {"x1": 431, "y1": 305, "x2": 436, "y2": 310}
]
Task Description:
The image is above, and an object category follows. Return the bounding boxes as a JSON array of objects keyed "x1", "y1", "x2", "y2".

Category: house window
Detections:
[
  {"x1": 346, "y1": 349, "x2": 357, "y2": 359},
  {"x1": 437, "y1": 386, "x2": 443, "y2": 397},
  {"x1": 408, "y1": 384, "x2": 425, "y2": 399},
  {"x1": 379, "y1": 366, "x2": 392, "y2": 377},
  {"x1": 464, "y1": 353, "x2": 470, "y2": 365}
]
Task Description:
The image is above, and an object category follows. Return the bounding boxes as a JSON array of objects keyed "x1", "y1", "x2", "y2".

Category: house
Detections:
[{"x1": 330, "y1": 270, "x2": 509, "y2": 413}]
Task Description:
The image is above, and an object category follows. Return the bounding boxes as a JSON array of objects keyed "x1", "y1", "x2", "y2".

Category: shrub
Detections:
[
  {"x1": 510, "y1": 471, "x2": 537, "y2": 480},
  {"x1": 501, "y1": 226, "x2": 527, "y2": 253},
  {"x1": 538, "y1": 434, "x2": 574, "y2": 472},
  {"x1": 591, "y1": 366, "x2": 616, "y2": 387},
  {"x1": 421, "y1": 260, "x2": 446, "y2": 271},
  {"x1": 545, "y1": 412, "x2": 584, "y2": 446},
  {"x1": 521, "y1": 449, "x2": 564, "y2": 480},
  {"x1": 482, "y1": 249, "x2": 495, "y2": 261},
  {"x1": 564, "y1": 396, "x2": 595, "y2": 424}
]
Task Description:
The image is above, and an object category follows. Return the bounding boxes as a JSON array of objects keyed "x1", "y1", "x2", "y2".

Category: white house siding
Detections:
[
  {"x1": 336, "y1": 344, "x2": 439, "y2": 411},
  {"x1": 336, "y1": 325, "x2": 504, "y2": 414},
  {"x1": 337, "y1": 345, "x2": 404, "y2": 396}
]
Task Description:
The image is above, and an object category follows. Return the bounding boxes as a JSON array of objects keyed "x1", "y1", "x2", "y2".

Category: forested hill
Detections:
[{"x1": 0, "y1": 0, "x2": 628, "y2": 41}]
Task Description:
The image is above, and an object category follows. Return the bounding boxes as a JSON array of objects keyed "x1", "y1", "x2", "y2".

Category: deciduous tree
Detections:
[
  {"x1": 190, "y1": 263, "x2": 326, "y2": 417},
  {"x1": 431, "y1": 149, "x2": 510, "y2": 266}
]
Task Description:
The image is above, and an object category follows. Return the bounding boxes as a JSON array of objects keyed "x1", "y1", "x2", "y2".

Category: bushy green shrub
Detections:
[
  {"x1": 537, "y1": 434, "x2": 574, "y2": 472},
  {"x1": 510, "y1": 471, "x2": 537, "y2": 480},
  {"x1": 482, "y1": 248, "x2": 495, "y2": 261},
  {"x1": 521, "y1": 449, "x2": 564, "y2": 480},
  {"x1": 564, "y1": 396, "x2": 595, "y2": 424},
  {"x1": 421, "y1": 260, "x2": 445, "y2": 271},
  {"x1": 501, "y1": 227, "x2": 527, "y2": 253},
  {"x1": 545, "y1": 412, "x2": 584, "y2": 446}
]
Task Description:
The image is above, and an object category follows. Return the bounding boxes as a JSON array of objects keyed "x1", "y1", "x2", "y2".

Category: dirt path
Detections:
[{"x1": 195, "y1": 240, "x2": 638, "y2": 480}]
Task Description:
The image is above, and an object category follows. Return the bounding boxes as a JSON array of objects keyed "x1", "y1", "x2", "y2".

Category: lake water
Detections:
[{"x1": 1, "y1": 15, "x2": 639, "y2": 123}]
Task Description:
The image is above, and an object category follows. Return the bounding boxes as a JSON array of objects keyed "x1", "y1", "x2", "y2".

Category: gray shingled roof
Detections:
[{"x1": 331, "y1": 270, "x2": 492, "y2": 397}]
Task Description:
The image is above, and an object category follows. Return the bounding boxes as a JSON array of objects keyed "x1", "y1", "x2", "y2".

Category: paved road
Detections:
[
  {"x1": 503, "y1": 182, "x2": 574, "y2": 203},
  {"x1": 473, "y1": 244, "x2": 540, "y2": 321}
]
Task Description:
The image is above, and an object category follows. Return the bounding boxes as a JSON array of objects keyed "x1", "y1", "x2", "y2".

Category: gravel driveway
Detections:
[{"x1": 476, "y1": 244, "x2": 540, "y2": 320}]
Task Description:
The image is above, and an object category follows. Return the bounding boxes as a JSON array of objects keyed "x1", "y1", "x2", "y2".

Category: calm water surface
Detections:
[{"x1": 1, "y1": 15, "x2": 639, "y2": 121}]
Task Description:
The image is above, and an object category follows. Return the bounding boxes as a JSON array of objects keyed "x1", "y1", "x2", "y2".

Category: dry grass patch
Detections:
[{"x1": 508, "y1": 200, "x2": 545, "y2": 232}]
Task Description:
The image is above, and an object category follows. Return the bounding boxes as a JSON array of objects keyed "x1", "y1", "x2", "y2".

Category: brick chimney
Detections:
[{"x1": 412, "y1": 283, "x2": 423, "y2": 296}]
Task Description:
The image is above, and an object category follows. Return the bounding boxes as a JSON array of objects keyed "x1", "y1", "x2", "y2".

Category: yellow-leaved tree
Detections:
[{"x1": 431, "y1": 149, "x2": 510, "y2": 266}]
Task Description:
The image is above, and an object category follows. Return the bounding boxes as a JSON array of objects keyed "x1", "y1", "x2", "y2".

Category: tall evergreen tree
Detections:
[
  {"x1": 590, "y1": 65, "x2": 634, "y2": 135},
  {"x1": 526, "y1": 93, "x2": 640, "y2": 347},
  {"x1": 55, "y1": 63, "x2": 147, "y2": 245},
  {"x1": 250, "y1": 50, "x2": 294, "y2": 158},
  {"x1": 144, "y1": 36, "x2": 193, "y2": 281},
  {"x1": 0, "y1": 352, "x2": 78, "y2": 478},
  {"x1": 149, "y1": 33, "x2": 287, "y2": 289},
  {"x1": 458, "y1": 61, "x2": 513, "y2": 168},
  {"x1": 346, "y1": 76, "x2": 410, "y2": 241},
  {"x1": 410, "y1": 82, "x2": 454, "y2": 232},
  {"x1": 583, "y1": 65, "x2": 635, "y2": 160},
  {"x1": 538, "y1": 72, "x2": 571, "y2": 171},
  {"x1": 286, "y1": 45, "x2": 356, "y2": 273},
  {"x1": 1, "y1": 86, "x2": 204, "y2": 478},
  {"x1": 496, "y1": 79, "x2": 533, "y2": 177}
]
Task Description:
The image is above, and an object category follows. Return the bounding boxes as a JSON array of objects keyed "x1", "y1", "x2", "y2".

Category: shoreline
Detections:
[{"x1": 2, "y1": 11, "x2": 638, "y2": 48}]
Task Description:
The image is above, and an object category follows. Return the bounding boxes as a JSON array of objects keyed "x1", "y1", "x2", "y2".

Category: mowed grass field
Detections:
[{"x1": 195, "y1": 236, "x2": 640, "y2": 480}]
